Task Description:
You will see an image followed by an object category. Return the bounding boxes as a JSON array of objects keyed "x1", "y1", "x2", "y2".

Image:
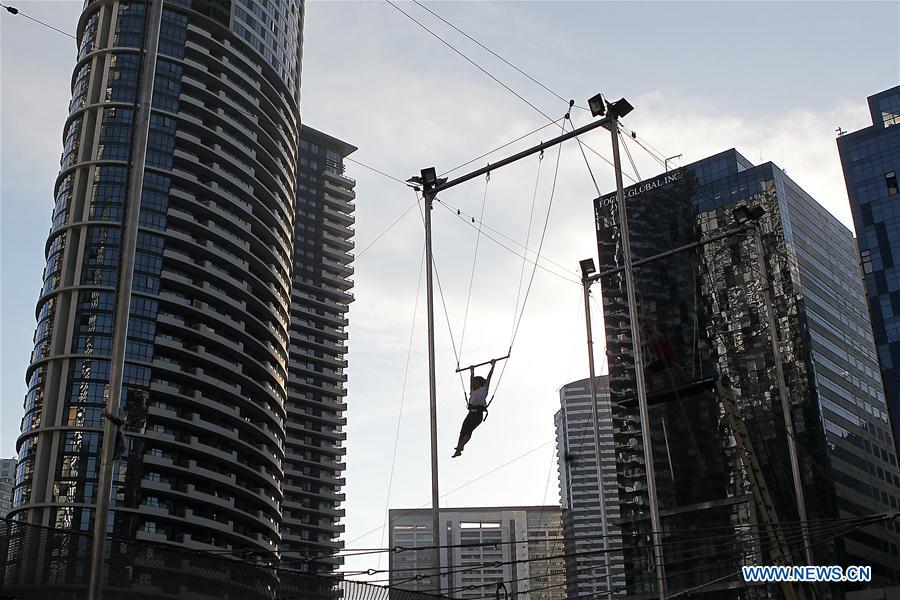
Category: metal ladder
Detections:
[{"x1": 715, "y1": 379, "x2": 810, "y2": 600}]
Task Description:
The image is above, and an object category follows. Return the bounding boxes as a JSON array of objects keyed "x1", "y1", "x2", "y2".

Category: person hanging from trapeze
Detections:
[{"x1": 451, "y1": 354, "x2": 508, "y2": 457}]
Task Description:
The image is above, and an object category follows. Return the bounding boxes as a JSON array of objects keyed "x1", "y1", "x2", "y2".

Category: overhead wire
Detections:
[
  {"x1": 458, "y1": 173, "x2": 491, "y2": 363},
  {"x1": 435, "y1": 198, "x2": 579, "y2": 283},
  {"x1": 661, "y1": 512, "x2": 896, "y2": 599},
  {"x1": 376, "y1": 239, "x2": 427, "y2": 570},
  {"x1": 488, "y1": 116, "x2": 568, "y2": 403},
  {"x1": 435, "y1": 201, "x2": 580, "y2": 286},
  {"x1": 383, "y1": 0, "x2": 555, "y2": 122},
  {"x1": 620, "y1": 132, "x2": 641, "y2": 181},
  {"x1": 382, "y1": 513, "x2": 875, "y2": 587},
  {"x1": 383, "y1": 0, "x2": 638, "y2": 185},
  {"x1": 510, "y1": 149, "x2": 545, "y2": 350},
  {"x1": 344, "y1": 155, "x2": 581, "y2": 284},
  {"x1": 345, "y1": 156, "x2": 409, "y2": 185},
  {"x1": 356, "y1": 196, "x2": 421, "y2": 259},
  {"x1": 344, "y1": 511, "x2": 881, "y2": 558},
  {"x1": 331, "y1": 512, "x2": 889, "y2": 581},
  {"x1": 1, "y1": 3, "x2": 77, "y2": 39},
  {"x1": 416, "y1": 197, "x2": 469, "y2": 398},
  {"x1": 617, "y1": 123, "x2": 669, "y2": 167},
  {"x1": 440, "y1": 118, "x2": 564, "y2": 178},
  {"x1": 410, "y1": 0, "x2": 570, "y2": 107},
  {"x1": 345, "y1": 439, "x2": 554, "y2": 546},
  {"x1": 380, "y1": 512, "x2": 872, "y2": 578},
  {"x1": 432, "y1": 513, "x2": 896, "y2": 598}
]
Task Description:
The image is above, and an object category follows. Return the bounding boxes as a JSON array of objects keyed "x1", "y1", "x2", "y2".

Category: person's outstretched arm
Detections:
[
  {"x1": 485, "y1": 359, "x2": 497, "y2": 390},
  {"x1": 470, "y1": 367, "x2": 476, "y2": 391}
]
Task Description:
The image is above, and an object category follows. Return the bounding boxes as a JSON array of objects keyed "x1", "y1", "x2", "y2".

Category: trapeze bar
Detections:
[{"x1": 455, "y1": 354, "x2": 510, "y2": 373}]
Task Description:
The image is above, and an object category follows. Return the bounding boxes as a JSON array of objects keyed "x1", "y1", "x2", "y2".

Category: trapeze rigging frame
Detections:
[{"x1": 409, "y1": 95, "x2": 667, "y2": 597}]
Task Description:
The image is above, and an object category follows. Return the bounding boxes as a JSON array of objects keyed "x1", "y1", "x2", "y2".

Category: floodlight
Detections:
[
  {"x1": 421, "y1": 167, "x2": 438, "y2": 185},
  {"x1": 588, "y1": 93, "x2": 606, "y2": 117},
  {"x1": 732, "y1": 205, "x2": 767, "y2": 224},
  {"x1": 608, "y1": 98, "x2": 634, "y2": 119},
  {"x1": 580, "y1": 258, "x2": 597, "y2": 278}
]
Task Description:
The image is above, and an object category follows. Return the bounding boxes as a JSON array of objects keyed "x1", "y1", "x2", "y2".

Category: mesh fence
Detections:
[{"x1": 0, "y1": 518, "x2": 444, "y2": 600}]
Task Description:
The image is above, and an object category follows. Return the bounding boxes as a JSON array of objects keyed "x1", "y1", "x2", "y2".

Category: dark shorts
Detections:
[{"x1": 460, "y1": 410, "x2": 484, "y2": 436}]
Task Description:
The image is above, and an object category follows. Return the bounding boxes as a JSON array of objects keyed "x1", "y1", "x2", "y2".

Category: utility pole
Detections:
[
  {"x1": 579, "y1": 260, "x2": 615, "y2": 596},
  {"x1": 86, "y1": 1, "x2": 163, "y2": 598},
  {"x1": 751, "y1": 220, "x2": 813, "y2": 565},
  {"x1": 608, "y1": 109, "x2": 667, "y2": 599},
  {"x1": 421, "y1": 172, "x2": 443, "y2": 594}
]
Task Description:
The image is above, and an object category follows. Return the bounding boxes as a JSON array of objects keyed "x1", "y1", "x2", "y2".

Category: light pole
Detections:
[
  {"x1": 595, "y1": 94, "x2": 668, "y2": 599},
  {"x1": 579, "y1": 258, "x2": 615, "y2": 596},
  {"x1": 420, "y1": 167, "x2": 445, "y2": 594}
]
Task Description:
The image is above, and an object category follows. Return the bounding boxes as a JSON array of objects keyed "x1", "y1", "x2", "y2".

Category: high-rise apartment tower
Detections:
[
  {"x1": 555, "y1": 377, "x2": 625, "y2": 599},
  {"x1": 9, "y1": 0, "x2": 354, "y2": 582}
]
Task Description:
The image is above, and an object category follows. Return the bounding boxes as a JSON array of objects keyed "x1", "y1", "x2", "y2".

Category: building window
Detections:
[
  {"x1": 886, "y1": 171, "x2": 898, "y2": 195},
  {"x1": 861, "y1": 250, "x2": 874, "y2": 274}
]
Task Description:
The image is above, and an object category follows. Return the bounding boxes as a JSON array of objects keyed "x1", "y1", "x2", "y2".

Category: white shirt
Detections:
[{"x1": 468, "y1": 387, "x2": 488, "y2": 408}]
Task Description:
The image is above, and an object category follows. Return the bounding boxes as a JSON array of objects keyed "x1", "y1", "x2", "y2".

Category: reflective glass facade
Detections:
[
  {"x1": 10, "y1": 0, "x2": 330, "y2": 587},
  {"x1": 838, "y1": 86, "x2": 900, "y2": 461},
  {"x1": 594, "y1": 150, "x2": 900, "y2": 597}
]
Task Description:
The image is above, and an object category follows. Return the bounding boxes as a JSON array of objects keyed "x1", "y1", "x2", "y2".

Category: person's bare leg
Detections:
[{"x1": 453, "y1": 433, "x2": 471, "y2": 457}]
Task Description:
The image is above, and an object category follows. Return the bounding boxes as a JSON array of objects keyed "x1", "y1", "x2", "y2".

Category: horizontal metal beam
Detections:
[
  {"x1": 428, "y1": 116, "x2": 612, "y2": 196},
  {"x1": 588, "y1": 223, "x2": 752, "y2": 283}
]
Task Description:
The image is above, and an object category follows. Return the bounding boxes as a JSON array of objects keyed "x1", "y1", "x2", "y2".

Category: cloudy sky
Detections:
[{"x1": 1, "y1": 0, "x2": 897, "y2": 578}]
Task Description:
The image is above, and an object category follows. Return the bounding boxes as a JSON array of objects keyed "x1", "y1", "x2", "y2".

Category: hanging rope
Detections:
[
  {"x1": 376, "y1": 242, "x2": 426, "y2": 570},
  {"x1": 510, "y1": 150, "x2": 545, "y2": 344},
  {"x1": 458, "y1": 172, "x2": 491, "y2": 365},
  {"x1": 488, "y1": 116, "x2": 569, "y2": 406},
  {"x1": 621, "y1": 128, "x2": 642, "y2": 181},
  {"x1": 433, "y1": 255, "x2": 469, "y2": 401},
  {"x1": 415, "y1": 195, "x2": 469, "y2": 400}
]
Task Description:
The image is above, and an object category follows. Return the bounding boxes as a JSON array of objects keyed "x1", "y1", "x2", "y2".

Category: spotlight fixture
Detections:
[
  {"x1": 580, "y1": 258, "x2": 597, "y2": 278},
  {"x1": 587, "y1": 93, "x2": 606, "y2": 118},
  {"x1": 732, "y1": 205, "x2": 767, "y2": 224},
  {"x1": 608, "y1": 98, "x2": 634, "y2": 119}
]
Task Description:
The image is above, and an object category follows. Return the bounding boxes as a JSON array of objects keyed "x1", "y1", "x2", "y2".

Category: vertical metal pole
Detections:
[
  {"x1": 609, "y1": 114, "x2": 667, "y2": 598},
  {"x1": 423, "y1": 187, "x2": 442, "y2": 593},
  {"x1": 582, "y1": 278, "x2": 615, "y2": 595},
  {"x1": 752, "y1": 223, "x2": 813, "y2": 565},
  {"x1": 87, "y1": 2, "x2": 163, "y2": 598}
]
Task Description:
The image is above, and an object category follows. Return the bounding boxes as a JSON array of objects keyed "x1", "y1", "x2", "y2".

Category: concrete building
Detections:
[
  {"x1": 594, "y1": 149, "x2": 900, "y2": 597},
  {"x1": 0, "y1": 458, "x2": 15, "y2": 518},
  {"x1": 282, "y1": 126, "x2": 356, "y2": 571},
  {"x1": 837, "y1": 85, "x2": 900, "y2": 458},
  {"x1": 8, "y1": 0, "x2": 354, "y2": 589},
  {"x1": 389, "y1": 506, "x2": 566, "y2": 600},
  {"x1": 555, "y1": 377, "x2": 625, "y2": 598}
]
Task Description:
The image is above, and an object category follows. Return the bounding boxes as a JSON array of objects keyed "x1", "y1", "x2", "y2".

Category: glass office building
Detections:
[
  {"x1": 8, "y1": 0, "x2": 354, "y2": 590},
  {"x1": 594, "y1": 150, "x2": 900, "y2": 597},
  {"x1": 837, "y1": 86, "x2": 900, "y2": 459}
]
